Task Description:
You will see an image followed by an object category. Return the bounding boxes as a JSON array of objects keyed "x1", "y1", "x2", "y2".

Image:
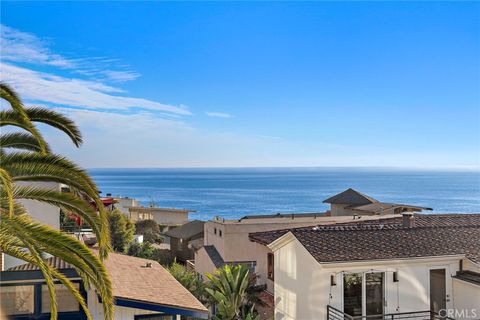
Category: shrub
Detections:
[
  {"x1": 127, "y1": 242, "x2": 155, "y2": 259},
  {"x1": 109, "y1": 209, "x2": 135, "y2": 252},
  {"x1": 135, "y1": 219, "x2": 163, "y2": 243}
]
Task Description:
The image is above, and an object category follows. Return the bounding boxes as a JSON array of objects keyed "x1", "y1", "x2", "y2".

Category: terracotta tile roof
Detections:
[
  {"x1": 7, "y1": 252, "x2": 208, "y2": 314},
  {"x1": 249, "y1": 214, "x2": 480, "y2": 264}
]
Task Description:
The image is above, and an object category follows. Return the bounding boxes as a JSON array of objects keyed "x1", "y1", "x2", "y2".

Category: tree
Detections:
[
  {"x1": 0, "y1": 83, "x2": 113, "y2": 320},
  {"x1": 206, "y1": 264, "x2": 260, "y2": 320},
  {"x1": 168, "y1": 261, "x2": 208, "y2": 304},
  {"x1": 134, "y1": 219, "x2": 163, "y2": 243},
  {"x1": 109, "y1": 209, "x2": 134, "y2": 252},
  {"x1": 127, "y1": 242, "x2": 155, "y2": 259}
]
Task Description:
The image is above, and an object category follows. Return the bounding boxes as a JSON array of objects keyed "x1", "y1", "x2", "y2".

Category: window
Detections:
[
  {"x1": 214, "y1": 228, "x2": 217, "y2": 235},
  {"x1": 267, "y1": 253, "x2": 274, "y2": 280},
  {"x1": 219, "y1": 230, "x2": 223, "y2": 237},
  {"x1": 0, "y1": 285, "x2": 34, "y2": 315},
  {"x1": 42, "y1": 283, "x2": 80, "y2": 313}
]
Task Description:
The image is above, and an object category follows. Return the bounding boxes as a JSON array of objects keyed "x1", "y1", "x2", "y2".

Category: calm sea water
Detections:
[{"x1": 89, "y1": 168, "x2": 480, "y2": 221}]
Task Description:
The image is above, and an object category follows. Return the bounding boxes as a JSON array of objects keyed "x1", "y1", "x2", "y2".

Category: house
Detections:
[
  {"x1": 324, "y1": 188, "x2": 432, "y2": 216},
  {"x1": 1, "y1": 183, "x2": 208, "y2": 319},
  {"x1": 194, "y1": 213, "x2": 394, "y2": 294},
  {"x1": 127, "y1": 206, "x2": 192, "y2": 229},
  {"x1": 249, "y1": 213, "x2": 480, "y2": 320},
  {"x1": 0, "y1": 252, "x2": 209, "y2": 319},
  {"x1": 164, "y1": 220, "x2": 205, "y2": 263},
  {"x1": 2, "y1": 182, "x2": 61, "y2": 271}
]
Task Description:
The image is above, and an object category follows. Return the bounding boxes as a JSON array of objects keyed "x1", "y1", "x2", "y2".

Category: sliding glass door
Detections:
[
  {"x1": 343, "y1": 272, "x2": 385, "y2": 317},
  {"x1": 366, "y1": 273, "x2": 385, "y2": 316}
]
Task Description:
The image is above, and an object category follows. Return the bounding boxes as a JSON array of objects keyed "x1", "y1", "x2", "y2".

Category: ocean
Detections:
[{"x1": 89, "y1": 168, "x2": 480, "y2": 221}]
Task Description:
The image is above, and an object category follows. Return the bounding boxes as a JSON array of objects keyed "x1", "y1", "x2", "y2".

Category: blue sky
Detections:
[{"x1": 1, "y1": 2, "x2": 479, "y2": 168}]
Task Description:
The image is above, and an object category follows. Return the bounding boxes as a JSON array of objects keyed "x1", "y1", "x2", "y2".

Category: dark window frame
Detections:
[
  {"x1": 0, "y1": 280, "x2": 87, "y2": 320},
  {"x1": 267, "y1": 253, "x2": 274, "y2": 281}
]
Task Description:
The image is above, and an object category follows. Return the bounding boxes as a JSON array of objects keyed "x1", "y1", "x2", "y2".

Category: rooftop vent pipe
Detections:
[{"x1": 402, "y1": 212, "x2": 414, "y2": 228}]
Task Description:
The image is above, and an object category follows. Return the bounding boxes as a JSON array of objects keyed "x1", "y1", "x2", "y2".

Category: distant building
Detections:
[
  {"x1": 323, "y1": 188, "x2": 432, "y2": 216},
  {"x1": 164, "y1": 220, "x2": 205, "y2": 263},
  {"x1": 127, "y1": 206, "x2": 192, "y2": 229}
]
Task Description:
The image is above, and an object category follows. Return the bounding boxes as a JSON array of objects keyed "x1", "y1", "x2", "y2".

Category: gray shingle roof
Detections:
[
  {"x1": 323, "y1": 188, "x2": 378, "y2": 205},
  {"x1": 249, "y1": 214, "x2": 480, "y2": 264},
  {"x1": 453, "y1": 271, "x2": 480, "y2": 286},
  {"x1": 164, "y1": 220, "x2": 205, "y2": 239},
  {"x1": 203, "y1": 245, "x2": 224, "y2": 268}
]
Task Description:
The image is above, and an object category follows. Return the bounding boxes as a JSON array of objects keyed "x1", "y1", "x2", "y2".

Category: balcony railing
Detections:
[{"x1": 327, "y1": 305, "x2": 455, "y2": 320}]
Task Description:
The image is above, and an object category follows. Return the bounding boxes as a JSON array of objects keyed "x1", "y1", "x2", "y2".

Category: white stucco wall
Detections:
[
  {"x1": 272, "y1": 236, "x2": 466, "y2": 320},
  {"x1": 452, "y1": 279, "x2": 480, "y2": 320},
  {"x1": 4, "y1": 182, "x2": 61, "y2": 270}
]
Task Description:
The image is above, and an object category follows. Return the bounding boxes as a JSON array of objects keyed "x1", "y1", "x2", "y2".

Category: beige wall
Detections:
[
  {"x1": 452, "y1": 279, "x2": 480, "y2": 320},
  {"x1": 272, "y1": 235, "x2": 467, "y2": 320},
  {"x1": 197, "y1": 218, "x2": 332, "y2": 293},
  {"x1": 331, "y1": 204, "x2": 378, "y2": 216},
  {"x1": 129, "y1": 208, "x2": 189, "y2": 226}
]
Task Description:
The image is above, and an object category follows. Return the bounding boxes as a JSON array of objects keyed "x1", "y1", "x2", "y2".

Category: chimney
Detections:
[{"x1": 402, "y1": 212, "x2": 414, "y2": 228}]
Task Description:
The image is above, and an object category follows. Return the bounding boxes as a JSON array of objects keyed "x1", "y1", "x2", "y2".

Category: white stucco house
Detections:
[{"x1": 249, "y1": 214, "x2": 480, "y2": 320}]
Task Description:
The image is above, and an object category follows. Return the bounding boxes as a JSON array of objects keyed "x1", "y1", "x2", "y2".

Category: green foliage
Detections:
[
  {"x1": 134, "y1": 219, "x2": 163, "y2": 243},
  {"x1": 127, "y1": 241, "x2": 155, "y2": 259},
  {"x1": 167, "y1": 261, "x2": 208, "y2": 304},
  {"x1": 109, "y1": 209, "x2": 135, "y2": 252},
  {"x1": 0, "y1": 83, "x2": 113, "y2": 320},
  {"x1": 206, "y1": 264, "x2": 259, "y2": 320}
]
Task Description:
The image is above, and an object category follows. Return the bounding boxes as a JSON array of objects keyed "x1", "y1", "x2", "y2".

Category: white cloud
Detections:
[
  {"x1": 0, "y1": 24, "x2": 140, "y2": 82},
  {"x1": 0, "y1": 62, "x2": 192, "y2": 115},
  {"x1": 205, "y1": 112, "x2": 233, "y2": 118}
]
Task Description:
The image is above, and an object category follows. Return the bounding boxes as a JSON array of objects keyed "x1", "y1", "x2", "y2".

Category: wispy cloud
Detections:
[
  {"x1": 1, "y1": 62, "x2": 192, "y2": 115},
  {"x1": 205, "y1": 112, "x2": 233, "y2": 118},
  {"x1": 0, "y1": 24, "x2": 140, "y2": 83}
]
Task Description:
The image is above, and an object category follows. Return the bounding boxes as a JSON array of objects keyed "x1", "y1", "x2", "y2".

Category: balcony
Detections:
[{"x1": 327, "y1": 305, "x2": 455, "y2": 320}]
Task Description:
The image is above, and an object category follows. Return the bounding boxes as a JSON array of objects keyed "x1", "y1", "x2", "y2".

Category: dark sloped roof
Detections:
[
  {"x1": 240, "y1": 212, "x2": 326, "y2": 220},
  {"x1": 164, "y1": 220, "x2": 205, "y2": 239},
  {"x1": 8, "y1": 256, "x2": 73, "y2": 271},
  {"x1": 323, "y1": 188, "x2": 378, "y2": 205},
  {"x1": 249, "y1": 214, "x2": 480, "y2": 245},
  {"x1": 453, "y1": 271, "x2": 480, "y2": 286},
  {"x1": 349, "y1": 202, "x2": 432, "y2": 214},
  {"x1": 293, "y1": 225, "x2": 480, "y2": 263},
  {"x1": 203, "y1": 245, "x2": 224, "y2": 268},
  {"x1": 249, "y1": 214, "x2": 480, "y2": 263}
]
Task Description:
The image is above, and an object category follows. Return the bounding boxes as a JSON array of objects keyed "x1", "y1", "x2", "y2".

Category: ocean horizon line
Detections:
[{"x1": 87, "y1": 166, "x2": 480, "y2": 172}]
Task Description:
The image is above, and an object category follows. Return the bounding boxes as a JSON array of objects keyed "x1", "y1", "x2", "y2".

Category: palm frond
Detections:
[
  {"x1": 0, "y1": 132, "x2": 50, "y2": 152},
  {"x1": 0, "y1": 213, "x2": 114, "y2": 320},
  {"x1": 0, "y1": 83, "x2": 48, "y2": 153}
]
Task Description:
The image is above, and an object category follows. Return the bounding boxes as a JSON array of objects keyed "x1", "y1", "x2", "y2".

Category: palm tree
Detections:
[
  {"x1": 206, "y1": 264, "x2": 260, "y2": 320},
  {"x1": 0, "y1": 83, "x2": 113, "y2": 320}
]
